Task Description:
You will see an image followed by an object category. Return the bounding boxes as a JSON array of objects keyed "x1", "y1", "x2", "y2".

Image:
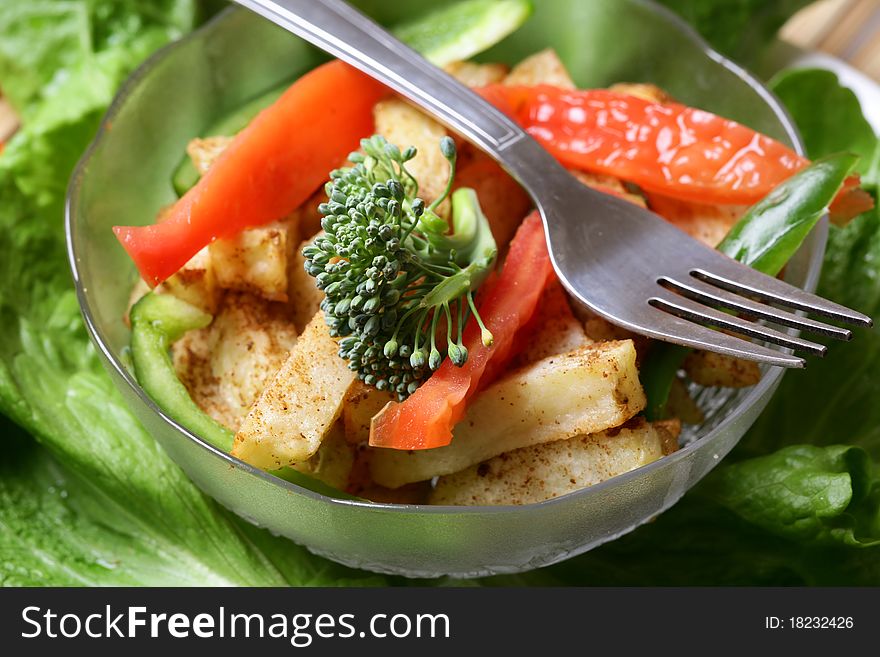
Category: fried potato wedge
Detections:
[
  {"x1": 186, "y1": 135, "x2": 233, "y2": 175},
  {"x1": 232, "y1": 311, "x2": 356, "y2": 469},
  {"x1": 343, "y1": 380, "x2": 396, "y2": 445},
  {"x1": 210, "y1": 221, "x2": 292, "y2": 302},
  {"x1": 683, "y1": 350, "x2": 762, "y2": 388},
  {"x1": 646, "y1": 192, "x2": 746, "y2": 248},
  {"x1": 504, "y1": 48, "x2": 575, "y2": 88},
  {"x1": 608, "y1": 82, "x2": 672, "y2": 104},
  {"x1": 445, "y1": 60, "x2": 509, "y2": 87},
  {"x1": 287, "y1": 232, "x2": 326, "y2": 333},
  {"x1": 430, "y1": 418, "x2": 675, "y2": 505},
  {"x1": 288, "y1": 421, "x2": 355, "y2": 490},
  {"x1": 159, "y1": 246, "x2": 220, "y2": 314},
  {"x1": 369, "y1": 340, "x2": 645, "y2": 488},
  {"x1": 373, "y1": 98, "x2": 449, "y2": 211},
  {"x1": 172, "y1": 292, "x2": 298, "y2": 431},
  {"x1": 510, "y1": 279, "x2": 592, "y2": 370}
]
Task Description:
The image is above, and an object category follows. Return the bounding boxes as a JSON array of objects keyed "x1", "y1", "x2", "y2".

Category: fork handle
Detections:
[{"x1": 234, "y1": 0, "x2": 560, "y2": 189}]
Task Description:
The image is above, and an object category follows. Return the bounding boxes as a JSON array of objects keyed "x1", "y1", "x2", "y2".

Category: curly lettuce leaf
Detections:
[
  {"x1": 0, "y1": 0, "x2": 201, "y2": 115},
  {"x1": 770, "y1": 68, "x2": 878, "y2": 179},
  {"x1": 0, "y1": 417, "x2": 383, "y2": 586},
  {"x1": 491, "y1": 495, "x2": 880, "y2": 586},
  {"x1": 700, "y1": 445, "x2": 880, "y2": 547}
]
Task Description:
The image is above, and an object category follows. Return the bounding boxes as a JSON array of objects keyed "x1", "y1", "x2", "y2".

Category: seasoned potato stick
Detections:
[
  {"x1": 232, "y1": 311, "x2": 356, "y2": 469},
  {"x1": 370, "y1": 340, "x2": 645, "y2": 488},
  {"x1": 510, "y1": 279, "x2": 592, "y2": 369},
  {"x1": 445, "y1": 60, "x2": 509, "y2": 87},
  {"x1": 173, "y1": 292, "x2": 298, "y2": 431},
  {"x1": 431, "y1": 419, "x2": 676, "y2": 505},
  {"x1": 210, "y1": 221, "x2": 293, "y2": 302},
  {"x1": 288, "y1": 421, "x2": 355, "y2": 490},
  {"x1": 287, "y1": 232, "x2": 326, "y2": 333},
  {"x1": 647, "y1": 192, "x2": 746, "y2": 248},
  {"x1": 373, "y1": 98, "x2": 449, "y2": 210},
  {"x1": 159, "y1": 246, "x2": 220, "y2": 314},
  {"x1": 504, "y1": 48, "x2": 575, "y2": 88},
  {"x1": 186, "y1": 135, "x2": 233, "y2": 175},
  {"x1": 683, "y1": 350, "x2": 762, "y2": 388},
  {"x1": 343, "y1": 381, "x2": 396, "y2": 445},
  {"x1": 125, "y1": 246, "x2": 219, "y2": 325}
]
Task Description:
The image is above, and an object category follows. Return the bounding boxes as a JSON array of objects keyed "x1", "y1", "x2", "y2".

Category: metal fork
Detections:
[{"x1": 235, "y1": 0, "x2": 872, "y2": 367}]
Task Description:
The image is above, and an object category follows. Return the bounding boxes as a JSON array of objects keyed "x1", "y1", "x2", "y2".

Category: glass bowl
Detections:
[{"x1": 66, "y1": 0, "x2": 820, "y2": 578}]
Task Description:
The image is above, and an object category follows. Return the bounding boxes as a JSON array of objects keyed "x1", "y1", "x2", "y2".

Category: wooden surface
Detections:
[{"x1": 782, "y1": 0, "x2": 880, "y2": 81}]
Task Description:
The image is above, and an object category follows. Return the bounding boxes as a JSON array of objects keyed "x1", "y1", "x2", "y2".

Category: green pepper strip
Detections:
[
  {"x1": 643, "y1": 153, "x2": 860, "y2": 420},
  {"x1": 129, "y1": 292, "x2": 359, "y2": 500}
]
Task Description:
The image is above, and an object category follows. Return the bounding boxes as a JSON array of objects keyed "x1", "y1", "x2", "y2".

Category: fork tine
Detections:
[
  {"x1": 659, "y1": 276, "x2": 853, "y2": 340},
  {"x1": 691, "y1": 265, "x2": 873, "y2": 327},
  {"x1": 643, "y1": 303, "x2": 806, "y2": 367},
  {"x1": 649, "y1": 291, "x2": 827, "y2": 355}
]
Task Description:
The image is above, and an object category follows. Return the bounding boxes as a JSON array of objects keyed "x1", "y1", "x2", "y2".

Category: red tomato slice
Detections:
[
  {"x1": 369, "y1": 211, "x2": 554, "y2": 450},
  {"x1": 114, "y1": 61, "x2": 386, "y2": 286}
]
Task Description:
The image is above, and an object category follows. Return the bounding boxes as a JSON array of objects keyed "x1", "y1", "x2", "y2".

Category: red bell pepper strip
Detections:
[
  {"x1": 114, "y1": 61, "x2": 386, "y2": 286},
  {"x1": 479, "y1": 84, "x2": 865, "y2": 209},
  {"x1": 369, "y1": 211, "x2": 554, "y2": 450}
]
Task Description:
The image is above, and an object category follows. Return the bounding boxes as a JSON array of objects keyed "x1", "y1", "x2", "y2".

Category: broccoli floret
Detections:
[{"x1": 303, "y1": 134, "x2": 497, "y2": 399}]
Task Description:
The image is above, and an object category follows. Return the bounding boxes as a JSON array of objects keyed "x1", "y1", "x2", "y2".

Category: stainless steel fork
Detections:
[{"x1": 235, "y1": 0, "x2": 872, "y2": 367}]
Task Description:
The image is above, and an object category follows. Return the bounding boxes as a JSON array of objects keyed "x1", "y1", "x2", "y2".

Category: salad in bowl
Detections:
[{"x1": 67, "y1": 0, "x2": 870, "y2": 575}]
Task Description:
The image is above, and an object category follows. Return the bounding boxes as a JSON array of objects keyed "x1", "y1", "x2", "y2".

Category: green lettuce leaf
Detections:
[
  {"x1": 700, "y1": 445, "x2": 880, "y2": 546},
  {"x1": 0, "y1": 416, "x2": 384, "y2": 586},
  {"x1": 491, "y1": 495, "x2": 880, "y2": 586},
  {"x1": 0, "y1": 0, "x2": 200, "y2": 115},
  {"x1": 769, "y1": 68, "x2": 878, "y2": 179},
  {"x1": 742, "y1": 70, "x2": 880, "y2": 462}
]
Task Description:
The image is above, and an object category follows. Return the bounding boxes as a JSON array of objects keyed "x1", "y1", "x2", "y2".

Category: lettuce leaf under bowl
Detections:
[
  {"x1": 770, "y1": 68, "x2": 879, "y2": 181},
  {"x1": 739, "y1": 69, "x2": 880, "y2": 461},
  {"x1": 0, "y1": 415, "x2": 384, "y2": 586},
  {"x1": 2, "y1": 0, "x2": 880, "y2": 587}
]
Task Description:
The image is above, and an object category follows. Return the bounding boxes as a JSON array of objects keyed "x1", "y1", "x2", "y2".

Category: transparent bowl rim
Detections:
[{"x1": 65, "y1": 0, "x2": 820, "y2": 517}]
